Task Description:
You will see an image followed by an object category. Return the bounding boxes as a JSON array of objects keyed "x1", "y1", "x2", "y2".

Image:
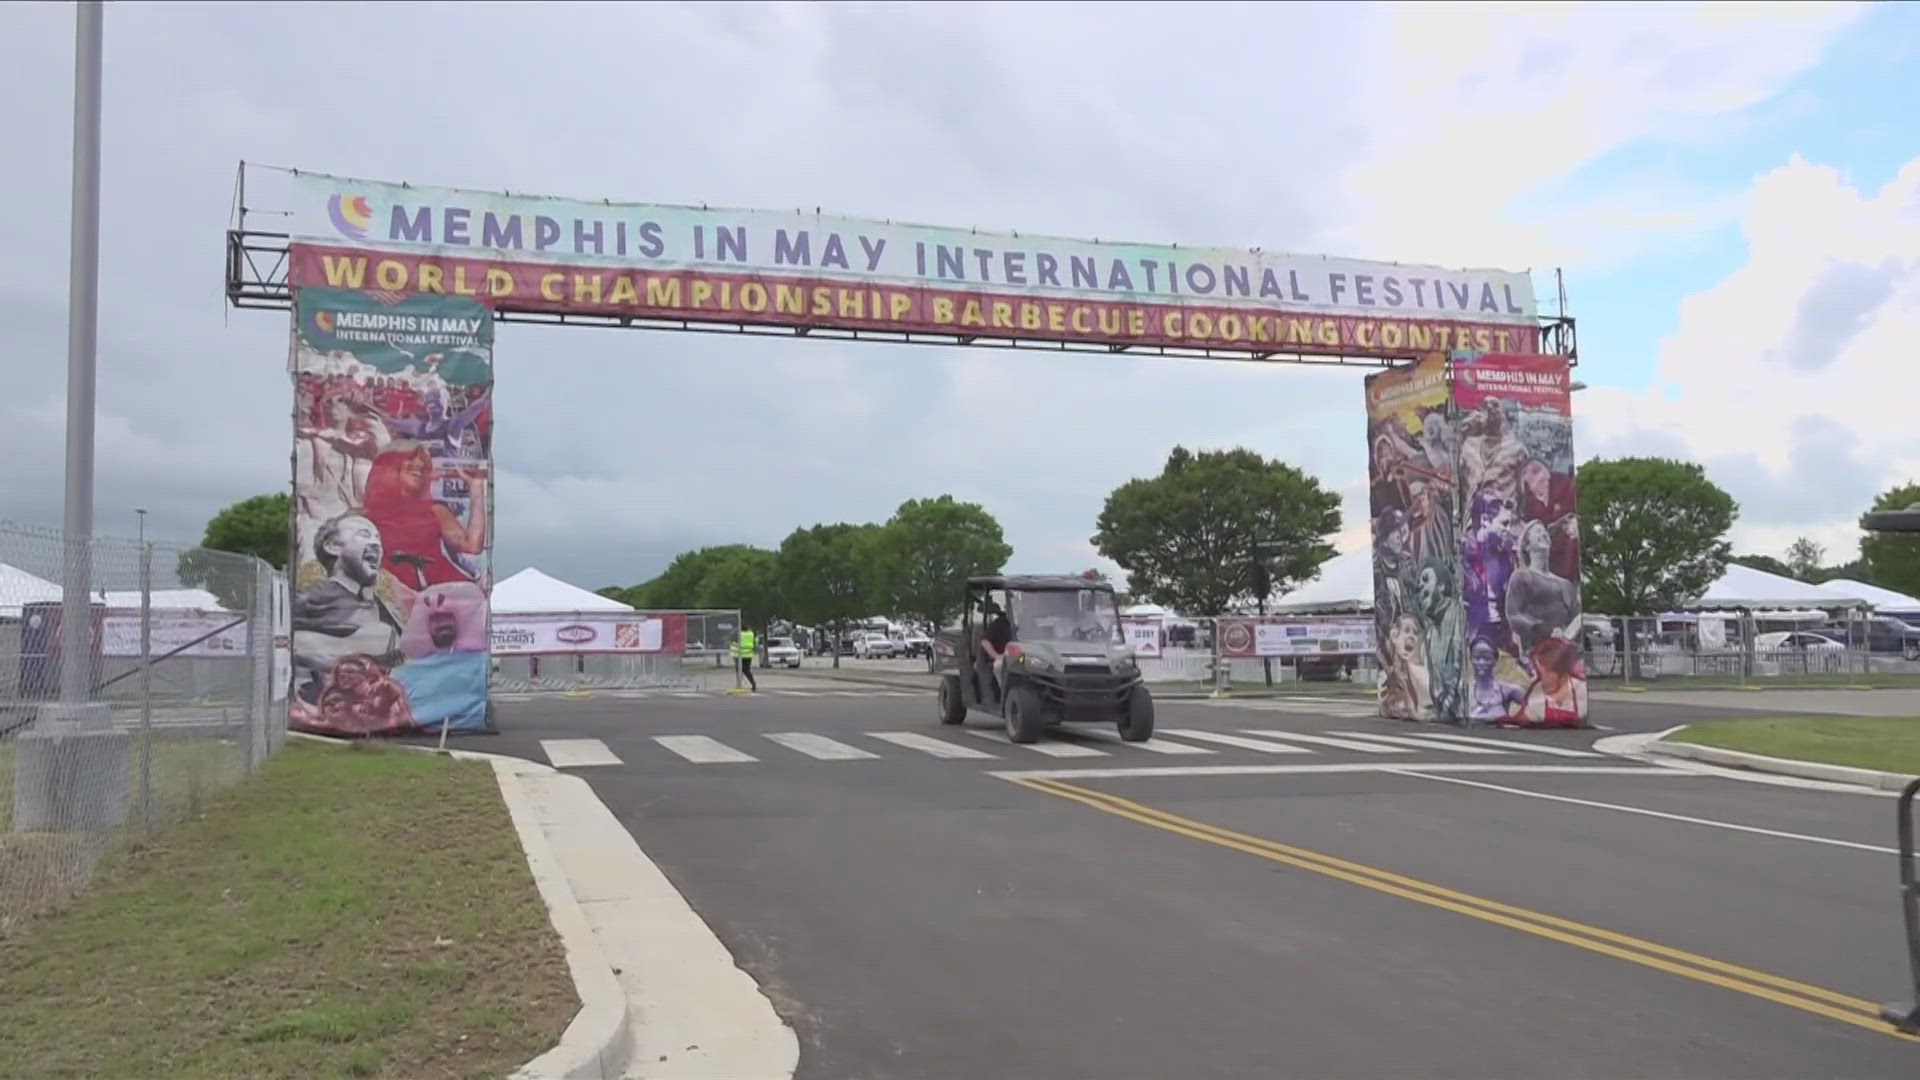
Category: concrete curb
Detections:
[
  {"x1": 496, "y1": 758, "x2": 634, "y2": 1080},
  {"x1": 289, "y1": 733, "x2": 631, "y2": 1078},
  {"x1": 289, "y1": 731, "x2": 799, "y2": 1079},
  {"x1": 1642, "y1": 735, "x2": 1919, "y2": 792}
]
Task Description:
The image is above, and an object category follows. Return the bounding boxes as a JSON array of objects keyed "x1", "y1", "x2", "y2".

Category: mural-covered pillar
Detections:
[
  {"x1": 1367, "y1": 352, "x2": 1587, "y2": 727},
  {"x1": 287, "y1": 287, "x2": 495, "y2": 736},
  {"x1": 1365, "y1": 354, "x2": 1463, "y2": 723}
]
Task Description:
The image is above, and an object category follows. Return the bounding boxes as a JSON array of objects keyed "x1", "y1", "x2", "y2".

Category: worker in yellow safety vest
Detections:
[{"x1": 732, "y1": 627, "x2": 758, "y2": 692}]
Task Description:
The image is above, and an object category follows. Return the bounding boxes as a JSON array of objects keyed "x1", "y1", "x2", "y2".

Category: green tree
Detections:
[
  {"x1": 1731, "y1": 553, "x2": 1792, "y2": 578},
  {"x1": 178, "y1": 492, "x2": 292, "y2": 610},
  {"x1": 696, "y1": 547, "x2": 784, "y2": 630},
  {"x1": 639, "y1": 544, "x2": 761, "y2": 609},
  {"x1": 866, "y1": 496, "x2": 1012, "y2": 633},
  {"x1": 778, "y1": 523, "x2": 881, "y2": 667},
  {"x1": 1813, "y1": 556, "x2": 1868, "y2": 584},
  {"x1": 1091, "y1": 446, "x2": 1341, "y2": 615},
  {"x1": 1577, "y1": 457, "x2": 1735, "y2": 614},
  {"x1": 196, "y1": 493, "x2": 292, "y2": 568},
  {"x1": 1784, "y1": 536, "x2": 1825, "y2": 582},
  {"x1": 1862, "y1": 481, "x2": 1920, "y2": 597}
]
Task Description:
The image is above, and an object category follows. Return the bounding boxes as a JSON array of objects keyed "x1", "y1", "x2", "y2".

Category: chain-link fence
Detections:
[
  {"x1": 1582, "y1": 613, "x2": 1920, "y2": 683},
  {"x1": 1132, "y1": 608, "x2": 1920, "y2": 691},
  {"x1": 1, "y1": 521, "x2": 283, "y2": 936},
  {"x1": 489, "y1": 609, "x2": 743, "y2": 694}
]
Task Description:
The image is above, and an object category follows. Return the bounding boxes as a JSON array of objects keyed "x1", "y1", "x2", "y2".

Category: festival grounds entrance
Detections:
[{"x1": 223, "y1": 164, "x2": 1581, "y2": 735}]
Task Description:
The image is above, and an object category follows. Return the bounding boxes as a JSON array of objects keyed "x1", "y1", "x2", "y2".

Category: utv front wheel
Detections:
[
  {"x1": 1119, "y1": 685, "x2": 1155, "y2": 742},
  {"x1": 1006, "y1": 686, "x2": 1044, "y2": 744}
]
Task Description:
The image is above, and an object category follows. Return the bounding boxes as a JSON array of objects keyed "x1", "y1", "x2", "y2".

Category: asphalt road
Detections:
[{"x1": 454, "y1": 683, "x2": 1920, "y2": 1078}]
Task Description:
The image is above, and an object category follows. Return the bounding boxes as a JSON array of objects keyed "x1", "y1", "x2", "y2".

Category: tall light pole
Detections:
[{"x1": 56, "y1": 0, "x2": 104, "y2": 715}]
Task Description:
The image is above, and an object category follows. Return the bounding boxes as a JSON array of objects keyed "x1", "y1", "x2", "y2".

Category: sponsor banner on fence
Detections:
[
  {"x1": 1217, "y1": 617, "x2": 1375, "y2": 658},
  {"x1": 490, "y1": 613, "x2": 680, "y2": 655},
  {"x1": 1452, "y1": 353, "x2": 1586, "y2": 727},
  {"x1": 1366, "y1": 354, "x2": 1464, "y2": 722},
  {"x1": 288, "y1": 287, "x2": 494, "y2": 738},
  {"x1": 283, "y1": 172, "x2": 1536, "y2": 359},
  {"x1": 101, "y1": 609, "x2": 250, "y2": 658},
  {"x1": 1120, "y1": 617, "x2": 1163, "y2": 657}
]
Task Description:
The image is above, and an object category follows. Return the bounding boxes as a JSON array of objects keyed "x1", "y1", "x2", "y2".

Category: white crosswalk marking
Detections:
[
  {"x1": 965, "y1": 729, "x2": 1108, "y2": 757},
  {"x1": 763, "y1": 732, "x2": 880, "y2": 760},
  {"x1": 653, "y1": 735, "x2": 759, "y2": 763},
  {"x1": 1327, "y1": 731, "x2": 1514, "y2": 755},
  {"x1": 1160, "y1": 728, "x2": 1314, "y2": 754},
  {"x1": 1387, "y1": 730, "x2": 1601, "y2": 758},
  {"x1": 1238, "y1": 730, "x2": 1414, "y2": 754},
  {"x1": 866, "y1": 731, "x2": 997, "y2": 759},
  {"x1": 1066, "y1": 728, "x2": 1217, "y2": 755},
  {"x1": 539, "y1": 738, "x2": 624, "y2": 767}
]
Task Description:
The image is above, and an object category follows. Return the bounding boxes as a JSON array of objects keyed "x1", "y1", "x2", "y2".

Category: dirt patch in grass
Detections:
[
  {"x1": 1670, "y1": 716, "x2": 1920, "y2": 775},
  {"x1": 0, "y1": 741, "x2": 576, "y2": 1079}
]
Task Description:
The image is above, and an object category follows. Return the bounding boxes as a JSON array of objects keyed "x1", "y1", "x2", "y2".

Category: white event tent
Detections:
[
  {"x1": 1678, "y1": 563, "x2": 1866, "y2": 620},
  {"x1": 1817, "y1": 577, "x2": 1920, "y2": 617},
  {"x1": 0, "y1": 563, "x2": 64, "y2": 618},
  {"x1": 1269, "y1": 549, "x2": 1875, "y2": 623},
  {"x1": 491, "y1": 567, "x2": 634, "y2": 615}
]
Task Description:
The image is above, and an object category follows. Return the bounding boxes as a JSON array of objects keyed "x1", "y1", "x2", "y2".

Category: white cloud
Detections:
[
  {"x1": 1325, "y1": 2, "x2": 1864, "y2": 273},
  {"x1": 1579, "y1": 152, "x2": 1920, "y2": 560},
  {"x1": 0, "y1": 1, "x2": 1887, "y2": 592}
]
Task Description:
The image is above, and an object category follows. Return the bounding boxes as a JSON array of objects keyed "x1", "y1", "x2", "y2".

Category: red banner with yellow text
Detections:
[{"x1": 290, "y1": 243, "x2": 1538, "y2": 360}]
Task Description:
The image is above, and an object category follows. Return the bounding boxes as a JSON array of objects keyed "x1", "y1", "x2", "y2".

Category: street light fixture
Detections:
[{"x1": 1863, "y1": 502, "x2": 1920, "y2": 533}]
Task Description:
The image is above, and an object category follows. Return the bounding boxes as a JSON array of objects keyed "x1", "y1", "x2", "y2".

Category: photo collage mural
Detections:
[
  {"x1": 1365, "y1": 352, "x2": 1586, "y2": 727},
  {"x1": 288, "y1": 287, "x2": 494, "y2": 736},
  {"x1": 1453, "y1": 353, "x2": 1585, "y2": 727},
  {"x1": 1365, "y1": 354, "x2": 1463, "y2": 724}
]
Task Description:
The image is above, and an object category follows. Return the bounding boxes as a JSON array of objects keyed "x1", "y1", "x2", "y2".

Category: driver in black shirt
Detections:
[{"x1": 980, "y1": 599, "x2": 1013, "y2": 703}]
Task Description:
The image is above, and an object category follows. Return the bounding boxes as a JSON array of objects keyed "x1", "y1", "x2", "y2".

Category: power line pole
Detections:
[{"x1": 57, "y1": 0, "x2": 104, "y2": 713}]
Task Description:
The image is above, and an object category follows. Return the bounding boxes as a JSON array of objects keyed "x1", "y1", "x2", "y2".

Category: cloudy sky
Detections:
[{"x1": 2, "y1": 1, "x2": 1916, "y2": 592}]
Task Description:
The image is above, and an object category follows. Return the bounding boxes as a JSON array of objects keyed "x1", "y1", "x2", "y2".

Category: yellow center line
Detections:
[{"x1": 1015, "y1": 776, "x2": 1916, "y2": 1043}]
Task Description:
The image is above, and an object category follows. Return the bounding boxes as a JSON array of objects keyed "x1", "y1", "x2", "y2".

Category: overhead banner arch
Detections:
[
  {"x1": 224, "y1": 162, "x2": 1584, "y2": 734},
  {"x1": 228, "y1": 165, "x2": 1573, "y2": 368}
]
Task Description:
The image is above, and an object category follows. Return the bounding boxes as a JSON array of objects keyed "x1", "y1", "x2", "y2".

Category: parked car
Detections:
[
  {"x1": 1752, "y1": 631, "x2": 1844, "y2": 653},
  {"x1": 900, "y1": 633, "x2": 932, "y2": 659},
  {"x1": 1292, "y1": 655, "x2": 1359, "y2": 681},
  {"x1": 1818, "y1": 616, "x2": 1920, "y2": 660},
  {"x1": 764, "y1": 636, "x2": 802, "y2": 669},
  {"x1": 854, "y1": 633, "x2": 898, "y2": 659}
]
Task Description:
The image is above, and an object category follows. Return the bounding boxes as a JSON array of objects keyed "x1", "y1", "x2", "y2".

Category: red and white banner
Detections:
[{"x1": 489, "y1": 612, "x2": 685, "y2": 655}]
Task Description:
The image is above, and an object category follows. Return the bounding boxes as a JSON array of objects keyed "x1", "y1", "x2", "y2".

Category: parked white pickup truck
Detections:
[
  {"x1": 854, "y1": 633, "x2": 898, "y2": 659},
  {"x1": 764, "y1": 636, "x2": 803, "y2": 668}
]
